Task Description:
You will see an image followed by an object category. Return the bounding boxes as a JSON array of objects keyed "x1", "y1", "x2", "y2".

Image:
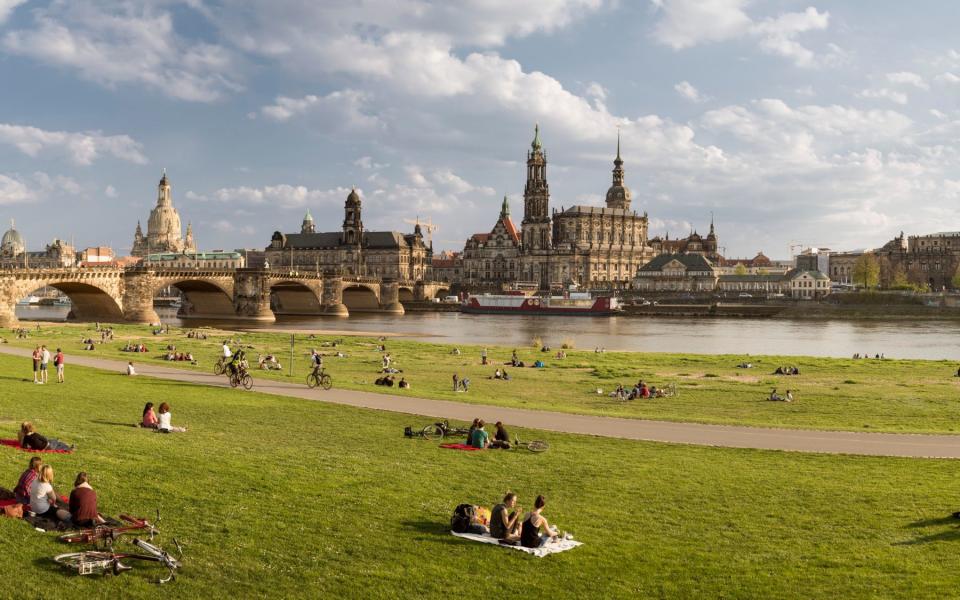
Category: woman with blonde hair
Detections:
[
  {"x1": 18, "y1": 421, "x2": 73, "y2": 451},
  {"x1": 30, "y1": 464, "x2": 70, "y2": 522}
]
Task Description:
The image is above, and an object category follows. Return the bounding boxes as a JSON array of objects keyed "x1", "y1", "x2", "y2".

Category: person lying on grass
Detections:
[
  {"x1": 490, "y1": 492, "x2": 522, "y2": 542},
  {"x1": 157, "y1": 403, "x2": 187, "y2": 433},
  {"x1": 30, "y1": 464, "x2": 71, "y2": 523},
  {"x1": 18, "y1": 421, "x2": 74, "y2": 451},
  {"x1": 14, "y1": 456, "x2": 42, "y2": 505},
  {"x1": 70, "y1": 472, "x2": 105, "y2": 528},
  {"x1": 520, "y1": 495, "x2": 560, "y2": 549}
]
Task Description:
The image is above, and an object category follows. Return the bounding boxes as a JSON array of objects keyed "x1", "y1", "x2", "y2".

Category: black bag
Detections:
[
  {"x1": 404, "y1": 426, "x2": 414, "y2": 438},
  {"x1": 450, "y1": 504, "x2": 476, "y2": 533}
]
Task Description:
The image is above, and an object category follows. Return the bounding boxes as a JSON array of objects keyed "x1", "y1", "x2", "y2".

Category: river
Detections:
[{"x1": 16, "y1": 305, "x2": 960, "y2": 360}]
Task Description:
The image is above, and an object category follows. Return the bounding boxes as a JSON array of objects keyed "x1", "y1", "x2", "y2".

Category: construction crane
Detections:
[
  {"x1": 788, "y1": 240, "x2": 803, "y2": 258},
  {"x1": 404, "y1": 216, "x2": 438, "y2": 247}
]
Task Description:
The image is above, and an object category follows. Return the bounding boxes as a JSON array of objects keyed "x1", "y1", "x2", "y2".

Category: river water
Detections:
[{"x1": 16, "y1": 305, "x2": 960, "y2": 360}]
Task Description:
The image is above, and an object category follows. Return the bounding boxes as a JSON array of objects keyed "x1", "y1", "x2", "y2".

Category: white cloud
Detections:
[
  {"x1": 0, "y1": 0, "x2": 26, "y2": 24},
  {"x1": 856, "y1": 88, "x2": 909, "y2": 105},
  {"x1": 794, "y1": 85, "x2": 815, "y2": 96},
  {"x1": 886, "y1": 71, "x2": 928, "y2": 90},
  {"x1": 0, "y1": 123, "x2": 147, "y2": 165},
  {"x1": 935, "y1": 72, "x2": 960, "y2": 84},
  {"x1": 674, "y1": 80, "x2": 707, "y2": 103},
  {"x1": 650, "y1": 0, "x2": 830, "y2": 68},
  {"x1": 0, "y1": 171, "x2": 81, "y2": 205},
  {"x1": 104, "y1": 184, "x2": 117, "y2": 198},
  {"x1": 212, "y1": 184, "x2": 352, "y2": 209},
  {"x1": 2, "y1": 1, "x2": 242, "y2": 102},
  {"x1": 260, "y1": 90, "x2": 381, "y2": 131}
]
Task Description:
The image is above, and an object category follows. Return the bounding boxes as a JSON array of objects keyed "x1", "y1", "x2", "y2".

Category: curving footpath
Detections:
[{"x1": 3, "y1": 345, "x2": 959, "y2": 459}]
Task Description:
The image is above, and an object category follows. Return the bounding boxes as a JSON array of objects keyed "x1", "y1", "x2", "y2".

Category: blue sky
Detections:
[{"x1": 1, "y1": 1, "x2": 959, "y2": 259}]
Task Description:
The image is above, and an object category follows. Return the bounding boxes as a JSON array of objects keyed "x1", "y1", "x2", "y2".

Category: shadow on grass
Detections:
[
  {"x1": 401, "y1": 519, "x2": 462, "y2": 546},
  {"x1": 906, "y1": 515, "x2": 957, "y2": 529},
  {"x1": 894, "y1": 515, "x2": 960, "y2": 546},
  {"x1": 90, "y1": 420, "x2": 139, "y2": 428}
]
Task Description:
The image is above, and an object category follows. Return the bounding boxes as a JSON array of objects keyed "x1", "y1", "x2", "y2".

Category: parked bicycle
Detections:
[
  {"x1": 306, "y1": 367, "x2": 332, "y2": 390},
  {"x1": 59, "y1": 511, "x2": 159, "y2": 549},
  {"x1": 406, "y1": 419, "x2": 472, "y2": 441},
  {"x1": 513, "y1": 436, "x2": 549, "y2": 453},
  {"x1": 54, "y1": 537, "x2": 183, "y2": 584}
]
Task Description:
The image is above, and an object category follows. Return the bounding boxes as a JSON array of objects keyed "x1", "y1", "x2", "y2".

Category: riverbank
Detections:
[{"x1": 8, "y1": 321, "x2": 960, "y2": 434}]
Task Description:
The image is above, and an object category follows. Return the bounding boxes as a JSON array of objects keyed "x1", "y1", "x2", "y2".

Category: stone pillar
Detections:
[
  {"x1": 234, "y1": 270, "x2": 275, "y2": 322},
  {"x1": 413, "y1": 280, "x2": 427, "y2": 302},
  {"x1": 379, "y1": 280, "x2": 405, "y2": 315},
  {"x1": 0, "y1": 275, "x2": 19, "y2": 328},
  {"x1": 123, "y1": 270, "x2": 161, "y2": 324},
  {"x1": 321, "y1": 278, "x2": 349, "y2": 316}
]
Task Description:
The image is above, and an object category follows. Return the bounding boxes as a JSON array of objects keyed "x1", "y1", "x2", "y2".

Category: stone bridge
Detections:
[{"x1": 0, "y1": 267, "x2": 452, "y2": 327}]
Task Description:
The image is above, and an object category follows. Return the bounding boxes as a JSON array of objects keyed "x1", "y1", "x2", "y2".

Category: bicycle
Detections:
[
  {"x1": 59, "y1": 511, "x2": 160, "y2": 549},
  {"x1": 228, "y1": 368, "x2": 253, "y2": 390},
  {"x1": 306, "y1": 368, "x2": 332, "y2": 390},
  {"x1": 406, "y1": 419, "x2": 471, "y2": 441},
  {"x1": 54, "y1": 537, "x2": 183, "y2": 584},
  {"x1": 213, "y1": 356, "x2": 228, "y2": 376},
  {"x1": 513, "y1": 436, "x2": 549, "y2": 453}
]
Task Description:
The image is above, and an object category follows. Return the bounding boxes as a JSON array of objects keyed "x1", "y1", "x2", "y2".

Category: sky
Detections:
[{"x1": 0, "y1": 0, "x2": 959, "y2": 259}]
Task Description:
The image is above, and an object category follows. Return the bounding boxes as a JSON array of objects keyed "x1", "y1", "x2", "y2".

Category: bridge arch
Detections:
[
  {"x1": 341, "y1": 284, "x2": 381, "y2": 312},
  {"x1": 154, "y1": 277, "x2": 235, "y2": 318},
  {"x1": 17, "y1": 280, "x2": 124, "y2": 323},
  {"x1": 398, "y1": 287, "x2": 415, "y2": 303},
  {"x1": 269, "y1": 280, "x2": 323, "y2": 315}
]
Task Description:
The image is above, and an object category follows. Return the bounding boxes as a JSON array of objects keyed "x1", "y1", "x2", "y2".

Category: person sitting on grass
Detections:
[
  {"x1": 768, "y1": 388, "x2": 783, "y2": 401},
  {"x1": 469, "y1": 420, "x2": 490, "y2": 449},
  {"x1": 492, "y1": 368, "x2": 502, "y2": 380},
  {"x1": 18, "y1": 422, "x2": 73, "y2": 451},
  {"x1": 157, "y1": 403, "x2": 187, "y2": 433},
  {"x1": 490, "y1": 492, "x2": 523, "y2": 541},
  {"x1": 501, "y1": 368, "x2": 511, "y2": 381},
  {"x1": 141, "y1": 402, "x2": 159, "y2": 429},
  {"x1": 466, "y1": 418, "x2": 479, "y2": 445},
  {"x1": 398, "y1": 377, "x2": 410, "y2": 389},
  {"x1": 14, "y1": 456, "x2": 42, "y2": 505},
  {"x1": 69, "y1": 472, "x2": 105, "y2": 528},
  {"x1": 639, "y1": 382, "x2": 650, "y2": 399},
  {"x1": 520, "y1": 495, "x2": 560, "y2": 549},
  {"x1": 785, "y1": 390, "x2": 794, "y2": 402},
  {"x1": 126, "y1": 361, "x2": 136, "y2": 376},
  {"x1": 30, "y1": 465, "x2": 70, "y2": 523},
  {"x1": 490, "y1": 422, "x2": 511, "y2": 449}
]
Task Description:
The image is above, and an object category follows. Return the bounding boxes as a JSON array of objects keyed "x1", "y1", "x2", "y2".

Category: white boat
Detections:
[
  {"x1": 461, "y1": 291, "x2": 621, "y2": 316},
  {"x1": 16, "y1": 296, "x2": 40, "y2": 306}
]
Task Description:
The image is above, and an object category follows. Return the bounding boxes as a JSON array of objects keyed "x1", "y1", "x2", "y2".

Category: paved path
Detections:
[{"x1": 4, "y1": 345, "x2": 960, "y2": 459}]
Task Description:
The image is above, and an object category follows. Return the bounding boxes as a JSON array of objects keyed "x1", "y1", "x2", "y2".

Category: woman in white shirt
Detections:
[
  {"x1": 157, "y1": 402, "x2": 187, "y2": 433},
  {"x1": 30, "y1": 465, "x2": 70, "y2": 522}
]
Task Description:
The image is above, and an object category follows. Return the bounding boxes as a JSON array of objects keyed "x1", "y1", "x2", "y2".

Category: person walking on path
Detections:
[
  {"x1": 452, "y1": 373, "x2": 459, "y2": 392},
  {"x1": 40, "y1": 345, "x2": 50, "y2": 384},
  {"x1": 31, "y1": 346, "x2": 41, "y2": 384},
  {"x1": 54, "y1": 348, "x2": 65, "y2": 383}
]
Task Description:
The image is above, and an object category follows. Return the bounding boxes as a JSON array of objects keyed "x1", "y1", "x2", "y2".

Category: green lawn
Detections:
[
  {"x1": 7, "y1": 322, "x2": 960, "y2": 433},
  {"x1": 1, "y1": 353, "x2": 960, "y2": 598}
]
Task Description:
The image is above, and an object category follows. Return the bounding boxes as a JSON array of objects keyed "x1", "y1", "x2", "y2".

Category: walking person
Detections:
[
  {"x1": 452, "y1": 373, "x2": 459, "y2": 392},
  {"x1": 40, "y1": 345, "x2": 50, "y2": 384},
  {"x1": 54, "y1": 348, "x2": 65, "y2": 383},
  {"x1": 31, "y1": 346, "x2": 41, "y2": 384}
]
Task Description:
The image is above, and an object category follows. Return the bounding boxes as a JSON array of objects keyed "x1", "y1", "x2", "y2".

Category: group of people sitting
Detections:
[
  {"x1": 163, "y1": 349, "x2": 196, "y2": 363},
  {"x1": 490, "y1": 368, "x2": 512, "y2": 381},
  {"x1": 140, "y1": 402, "x2": 187, "y2": 432},
  {"x1": 460, "y1": 492, "x2": 567, "y2": 548},
  {"x1": 466, "y1": 419, "x2": 511, "y2": 449},
  {"x1": 736, "y1": 362, "x2": 753, "y2": 369},
  {"x1": 14, "y1": 327, "x2": 31, "y2": 339},
  {"x1": 555, "y1": 350, "x2": 567, "y2": 360},
  {"x1": 374, "y1": 375, "x2": 409, "y2": 389},
  {"x1": 768, "y1": 388, "x2": 794, "y2": 402},
  {"x1": 185, "y1": 330, "x2": 208, "y2": 339},
  {"x1": 121, "y1": 343, "x2": 149, "y2": 353},
  {"x1": 773, "y1": 366, "x2": 800, "y2": 375},
  {"x1": 256, "y1": 354, "x2": 282, "y2": 370},
  {"x1": 852, "y1": 353, "x2": 884, "y2": 360},
  {"x1": 18, "y1": 421, "x2": 74, "y2": 452},
  {"x1": 610, "y1": 380, "x2": 668, "y2": 400},
  {"x1": 13, "y1": 457, "x2": 103, "y2": 527}
]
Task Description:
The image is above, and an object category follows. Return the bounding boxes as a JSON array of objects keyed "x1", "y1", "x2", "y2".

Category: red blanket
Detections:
[
  {"x1": 440, "y1": 443, "x2": 483, "y2": 451},
  {"x1": 0, "y1": 439, "x2": 73, "y2": 454}
]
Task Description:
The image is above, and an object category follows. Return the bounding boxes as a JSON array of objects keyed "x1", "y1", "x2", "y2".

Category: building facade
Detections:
[
  {"x1": 143, "y1": 251, "x2": 245, "y2": 269},
  {"x1": 648, "y1": 225, "x2": 722, "y2": 264},
  {"x1": 518, "y1": 127, "x2": 656, "y2": 289},
  {"x1": 0, "y1": 221, "x2": 76, "y2": 268},
  {"x1": 633, "y1": 253, "x2": 719, "y2": 292},
  {"x1": 266, "y1": 189, "x2": 431, "y2": 280},
  {"x1": 875, "y1": 231, "x2": 960, "y2": 290},
  {"x1": 461, "y1": 197, "x2": 521, "y2": 288},
  {"x1": 131, "y1": 173, "x2": 197, "y2": 257}
]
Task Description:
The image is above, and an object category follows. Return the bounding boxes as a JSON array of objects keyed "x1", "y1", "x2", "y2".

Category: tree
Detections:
[
  {"x1": 733, "y1": 263, "x2": 748, "y2": 276},
  {"x1": 952, "y1": 263, "x2": 960, "y2": 290},
  {"x1": 852, "y1": 254, "x2": 880, "y2": 289},
  {"x1": 890, "y1": 265, "x2": 911, "y2": 289}
]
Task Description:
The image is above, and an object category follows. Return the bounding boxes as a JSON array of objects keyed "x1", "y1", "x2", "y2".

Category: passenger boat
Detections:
[
  {"x1": 16, "y1": 296, "x2": 40, "y2": 306},
  {"x1": 461, "y1": 292, "x2": 621, "y2": 316}
]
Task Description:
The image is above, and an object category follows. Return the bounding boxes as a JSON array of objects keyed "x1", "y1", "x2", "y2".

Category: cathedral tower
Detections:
[
  {"x1": 342, "y1": 188, "x2": 363, "y2": 246},
  {"x1": 605, "y1": 132, "x2": 631, "y2": 210},
  {"x1": 522, "y1": 124, "x2": 551, "y2": 251}
]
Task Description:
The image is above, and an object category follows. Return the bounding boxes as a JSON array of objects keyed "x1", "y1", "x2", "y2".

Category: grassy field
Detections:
[
  {"x1": 1, "y1": 352, "x2": 960, "y2": 598},
  {"x1": 6, "y1": 322, "x2": 960, "y2": 434}
]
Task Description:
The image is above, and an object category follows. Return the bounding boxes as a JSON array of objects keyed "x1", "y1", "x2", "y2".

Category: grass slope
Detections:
[
  {"x1": 0, "y1": 354, "x2": 959, "y2": 598},
  {"x1": 7, "y1": 322, "x2": 960, "y2": 433}
]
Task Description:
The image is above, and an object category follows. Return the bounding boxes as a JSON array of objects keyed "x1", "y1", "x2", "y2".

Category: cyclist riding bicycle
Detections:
[
  {"x1": 229, "y1": 349, "x2": 246, "y2": 376},
  {"x1": 310, "y1": 349, "x2": 323, "y2": 375}
]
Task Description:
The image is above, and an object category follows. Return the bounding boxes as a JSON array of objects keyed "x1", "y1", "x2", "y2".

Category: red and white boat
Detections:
[{"x1": 460, "y1": 292, "x2": 620, "y2": 316}]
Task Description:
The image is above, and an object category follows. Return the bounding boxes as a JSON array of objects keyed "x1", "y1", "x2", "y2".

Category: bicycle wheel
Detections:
[
  {"x1": 241, "y1": 374, "x2": 253, "y2": 390},
  {"x1": 526, "y1": 440, "x2": 549, "y2": 453},
  {"x1": 229, "y1": 374, "x2": 239, "y2": 388},
  {"x1": 213, "y1": 361, "x2": 225, "y2": 376},
  {"x1": 319, "y1": 374, "x2": 332, "y2": 390},
  {"x1": 421, "y1": 424, "x2": 443, "y2": 441},
  {"x1": 306, "y1": 373, "x2": 318, "y2": 389},
  {"x1": 54, "y1": 551, "x2": 113, "y2": 574}
]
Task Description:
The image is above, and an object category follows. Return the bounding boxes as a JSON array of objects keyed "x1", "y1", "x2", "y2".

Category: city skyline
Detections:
[{"x1": 1, "y1": 1, "x2": 959, "y2": 258}]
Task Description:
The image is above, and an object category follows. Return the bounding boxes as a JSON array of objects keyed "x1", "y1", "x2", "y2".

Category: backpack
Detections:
[
  {"x1": 450, "y1": 504, "x2": 476, "y2": 534},
  {"x1": 403, "y1": 426, "x2": 414, "y2": 438}
]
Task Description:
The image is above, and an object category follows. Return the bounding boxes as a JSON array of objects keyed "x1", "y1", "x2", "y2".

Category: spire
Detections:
[
  {"x1": 531, "y1": 123, "x2": 542, "y2": 151},
  {"x1": 709, "y1": 212, "x2": 715, "y2": 236},
  {"x1": 615, "y1": 127, "x2": 623, "y2": 167},
  {"x1": 500, "y1": 195, "x2": 510, "y2": 219},
  {"x1": 304, "y1": 208, "x2": 313, "y2": 222}
]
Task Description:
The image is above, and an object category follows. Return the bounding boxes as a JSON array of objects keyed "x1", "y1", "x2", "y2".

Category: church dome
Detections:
[
  {"x1": 1, "y1": 221, "x2": 25, "y2": 256},
  {"x1": 605, "y1": 184, "x2": 631, "y2": 206},
  {"x1": 148, "y1": 204, "x2": 183, "y2": 238},
  {"x1": 346, "y1": 188, "x2": 361, "y2": 205}
]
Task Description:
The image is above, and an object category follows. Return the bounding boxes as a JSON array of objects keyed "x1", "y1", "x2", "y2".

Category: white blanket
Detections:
[{"x1": 451, "y1": 531, "x2": 583, "y2": 558}]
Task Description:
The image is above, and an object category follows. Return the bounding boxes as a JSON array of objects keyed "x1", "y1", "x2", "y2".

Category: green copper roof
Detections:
[
  {"x1": 531, "y1": 123, "x2": 542, "y2": 151},
  {"x1": 303, "y1": 208, "x2": 313, "y2": 221},
  {"x1": 500, "y1": 195, "x2": 510, "y2": 217}
]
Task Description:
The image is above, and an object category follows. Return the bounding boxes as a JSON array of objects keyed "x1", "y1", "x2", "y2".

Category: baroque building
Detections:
[
  {"x1": 874, "y1": 231, "x2": 960, "y2": 290},
  {"x1": 0, "y1": 220, "x2": 75, "y2": 268},
  {"x1": 519, "y1": 127, "x2": 656, "y2": 289},
  {"x1": 648, "y1": 223, "x2": 721, "y2": 264},
  {"x1": 266, "y1": 188, "x2": 431, "y2": 280},
  {"x1": 461, "y1": 196, "x2": 521, "y2": 287},
  {"x1": 131, "y1": 172, "x2": 196, "y2": 257}
]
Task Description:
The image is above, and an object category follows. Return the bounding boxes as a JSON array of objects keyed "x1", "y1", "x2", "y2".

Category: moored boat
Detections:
[{"x1": 461, "y1": 292, "x2": 620, "y2": 315}]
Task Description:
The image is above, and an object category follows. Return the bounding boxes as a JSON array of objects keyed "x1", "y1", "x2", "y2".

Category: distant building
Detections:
[
  {"x1": 266, "y1": 188, "x2": 431, "y2": 280},
  {"x1": 828, "y1": 250, "x2": 866, "y2": 285},
  {"x1": 0, "y1": 221, "x2": 75, "y2": 268},
  {"x1": 431, "y1": 251, "x2": 463, "y2": 284},
  {"x1": 461, "y1": 196, "x2": 521, "y2": 288},
  {"x1": 718, "y1": 269, "x2": 831, "y2": 298},
  {"x1": 142, "y1": 251, "x2": 245, "y2": 269},
  {"x1": 721, "y1": 251, "x2": 774, "y2": 270},
  {"x1": 874, "y1": 231, "x2": 960, "y2": 290},
  {"x1": 633, "y1": 253, "x2": 718, "y2": 292},
  {"x1": 131, "y1": 172, "x2": 197, "y2": 257},
  {"x1": 78, "y1": 246, "x2": 115, "y2": 265},
  {"x1": 648, "y1": 222, "x2": 722, "y2": 265}
]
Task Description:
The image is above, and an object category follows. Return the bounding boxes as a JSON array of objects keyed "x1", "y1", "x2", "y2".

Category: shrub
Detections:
[
  {"x1": 561, "y1": 337, "x2": 575, "y2": 349},
  {"x1": 531, "y1": 336, "x2": 543, "y2": 348}
]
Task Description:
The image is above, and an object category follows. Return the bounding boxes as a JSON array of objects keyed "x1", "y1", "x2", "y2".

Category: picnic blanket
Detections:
[
  {"x1": 0, "y1": 439, "x2": 73, "y2": 454},
  {"x1": 451, "y1": 531, "x2": 583, "y2": 557},
  {"x1": 439, "y1": 443, "x2": 483, "y2": 451}
]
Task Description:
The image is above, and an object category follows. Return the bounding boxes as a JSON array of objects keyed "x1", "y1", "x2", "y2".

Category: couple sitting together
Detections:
[
  {"x1": 472, "y1": 493, "x2": 566, "y2": 549},
  {"x1": 467, "y1": 420, "x2": 511, "y2": 449},
  {"x1": 14, "y1": 457, "x2": 103, "y2": 527},
  {"x1": 141, "y1": 402, "x2": 187, "y2": 432}
]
